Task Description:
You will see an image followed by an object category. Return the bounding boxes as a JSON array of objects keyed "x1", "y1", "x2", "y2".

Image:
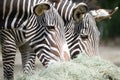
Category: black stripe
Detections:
[
  {"x1": 0, "y1": 0, "x2": 4, "y2": 21},
  {"x1": 15, "y1": 0, "x2": 24, "y2": 27},
  {"x1": 18, "y1": 0, "x2": 29, "y2": 27},
  {"x1": 8, "y1": 0, "x2": 18, "y2": 28}
]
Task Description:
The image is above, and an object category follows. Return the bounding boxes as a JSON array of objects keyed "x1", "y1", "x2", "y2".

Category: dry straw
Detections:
[{"x1": 16, "y1": 53, "x2": 120, "y2": 80}]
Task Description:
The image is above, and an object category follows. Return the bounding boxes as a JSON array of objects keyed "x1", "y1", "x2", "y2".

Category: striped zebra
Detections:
[
  {"x1": 65, "y1": 7, "x2": 119, "y2": 58},
  {"x1": 53, "y1": 0, "x2": 118, "y2": 58},
  {"x1": 75, "y1": 12, "x2": 100, "y2": 56},
  {"x1": 0, "y1": 1, "x2": 73, "y2": 80},
  {"x1": 28, "y1": 3, "x2": 71, "y2": 66},
  {"x1": 0, "y1": 0, "x2": 116, "y2": 79},
  {"x1": 0, "y1": 0, "x2": 88, "y2": 79},
  {"x1": 64, "y1": 12, "x2": 100, "y2": 58},
  {"x1": 24, "y1": 0, "x2": 88, "y2": 66},
  {"x1": 17, "y1": 2, "x2": 118, "y2": 74},
  {"x1": 63, "y1": 14, "x2": 99, "y2": 58},
  {"x1": 67, "y1": 0, "x2": 119, "y2": 58}
]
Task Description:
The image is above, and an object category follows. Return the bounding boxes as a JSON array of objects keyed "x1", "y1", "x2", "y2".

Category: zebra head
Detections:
[
  {"x1": 66, "y1": 7, "x2": 118, "y2": 58},
  {"x1": 80, "y1": 13, "x2": 100, "y2": 56},
  {"x1": 76, "y1": 13, "x2": 100, "y2": 56},
  {"x1": 32, "y1": 2, "x2": 71, "y2": 66}
]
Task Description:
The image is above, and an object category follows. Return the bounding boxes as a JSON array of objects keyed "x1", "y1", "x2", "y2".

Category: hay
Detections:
[{"x1": 16, "y1": 53, "x2": 120, "y2": 80}]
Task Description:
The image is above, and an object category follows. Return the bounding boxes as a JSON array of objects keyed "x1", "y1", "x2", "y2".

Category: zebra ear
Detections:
[
  {"x1": 73, "y1": 2, "x2": 88, "y2": 22},
  {"x1": 33, "y1": 2, "x2": 51, "y2": 16}
]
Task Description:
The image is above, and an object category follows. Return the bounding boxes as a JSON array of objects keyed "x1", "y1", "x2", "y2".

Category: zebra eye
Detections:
[
  {"x1": 47, "y1": 26, "x2": 55, "y2": 31},
  {"x1": 80, "y1": 35, "x2": 88, "y2": 40}
]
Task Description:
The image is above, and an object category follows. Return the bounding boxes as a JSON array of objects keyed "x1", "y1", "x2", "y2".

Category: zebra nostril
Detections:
[
  {"x1": 47, "y1": 26, "x2": 55, "y2": 30},
  {"x1": 80, "y1": 35, "x2": 88, "y2": 40}
]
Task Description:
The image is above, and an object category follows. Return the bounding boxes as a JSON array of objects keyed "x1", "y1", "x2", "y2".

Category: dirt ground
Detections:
[{"x1": 0, "y1": 46, "x2": 120, "y2": 80}]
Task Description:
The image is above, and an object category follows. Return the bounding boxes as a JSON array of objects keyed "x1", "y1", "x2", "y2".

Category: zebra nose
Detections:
[{"x1": 80, "y1": 34, "x2": 88, "y2": 40}]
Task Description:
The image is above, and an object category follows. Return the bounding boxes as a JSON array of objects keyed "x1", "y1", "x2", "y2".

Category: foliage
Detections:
[{"x1": 97, "y1": 0, "x2": 120, "y2": 40}]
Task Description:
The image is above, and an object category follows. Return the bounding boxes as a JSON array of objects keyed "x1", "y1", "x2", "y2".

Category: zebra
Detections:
[
  {"x1": 64, "y1": 6, "x2": 119, "y2": 58},
  {"x1": 18, "y1": 0, "x2": 119, "y2": 73},
  {"x1": 2, "y1": 1, "x2": 90, "y2": 79},
  {"x1": 0, "y1": 1, "x2": 74, "y2": 80},
  {"x1": 23, "y1": 0, "x2": 88, "y2": 67},
  {"x1": 0, "y1": 0, "x2": 116, "y2": 79},
  {"x1": 63, "y1": 13, "x2": 99, "y2": 58},
  {"x1": 54, "y1": 1, "x2": 118, "y2": 58},
  {"x1": 25, "y1": 0, "x2": 112, "y2": 74},
  {"x1": 51, "y1": 0, "x2": 118, "y2": 58},
  {"x1": 27, "y1": 2, "x2": 71, "y2": 66},
  {"x1": 0, "y1": 0, "x2": 90, "y2": 79}
]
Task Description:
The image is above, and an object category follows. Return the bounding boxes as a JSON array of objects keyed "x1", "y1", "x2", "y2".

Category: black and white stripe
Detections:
[
  {"x1": 0, "y1": 1, "x2": 71, "y2": 80},
  {"x1": 0, "y1": 0, "x2": 89, "y2": 79},
  {"x1": 0, "y1": 29, "x2": 36, "y2": 78},
  {"x1": 0, "y1": 0, "x2": 48, "y2": 29},
  {"x1": 47, "y1": 0, "x2": 99, "y2": 58},
  {"x1": 65, "y1": 12, "x2": 100, "y2": 59},
  {"x1": 52, "y1": 0, "x2": 88, "y2": 22},
  {"x1": 50, "y1": 0, "x2": 99, "y2": 58},
  {"x1": 27, "y1": 6, "x2": 71, "y2": 66}
]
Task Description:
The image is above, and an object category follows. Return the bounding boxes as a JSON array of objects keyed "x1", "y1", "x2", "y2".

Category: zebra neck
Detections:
[{"x1": 53, "y1": 0, "x2": 76, "y2": 22}]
